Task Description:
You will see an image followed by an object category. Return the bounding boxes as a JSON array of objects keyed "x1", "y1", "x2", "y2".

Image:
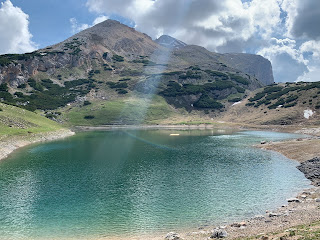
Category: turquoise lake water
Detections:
[{"x1": 0, "y1": 130, "x2": 311, "y2": 239}]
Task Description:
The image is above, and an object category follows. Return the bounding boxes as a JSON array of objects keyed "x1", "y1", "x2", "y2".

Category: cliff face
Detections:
[{"x1": 220, "y1": 53, "x2": 274, "y2": 85}]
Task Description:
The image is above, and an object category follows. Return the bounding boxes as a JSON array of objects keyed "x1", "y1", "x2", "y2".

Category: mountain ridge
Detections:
[
  {"x1": 0, "y1": 19, "x2": 274, "y2": 86},
  {"x1": 0, "y1": 19, "x2": 289, "y2": 125}
]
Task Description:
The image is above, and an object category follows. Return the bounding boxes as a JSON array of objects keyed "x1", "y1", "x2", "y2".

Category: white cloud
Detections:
[
  {"x1": 93, "y1": 15, "x2": 109, "y2": 25},
  {"x1": 0, "y1": 0, "x2": 36, "y2": 54},
  {"x1": 84, "y1": 0, "x2": 320, "y2": 82},
  {"x1": 300, "y1": 40, "x2": 320, "y2": 59},
  {"x1": 70, "y1": 15, "x2": 109, "y2": 34},
  {"x1": 86, "y1": 0, "x2": 283, "y2": 52}
]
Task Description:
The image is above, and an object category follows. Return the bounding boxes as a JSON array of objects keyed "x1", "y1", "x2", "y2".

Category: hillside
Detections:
[
  {"x1": 219, "y1": 82, "x2": 320, "y2": 125},
  {"x1": 0, "y1": 19, "x2": 276, "y2": 126},
  {"x1": 0, "y1": 102, "x2": 62, "y2": 136},
  {"x1": 0, "y1": 19, "x2": 288, "y2": 127}
]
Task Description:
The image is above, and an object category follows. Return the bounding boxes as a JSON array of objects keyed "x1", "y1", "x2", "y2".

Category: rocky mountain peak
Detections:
[
  {"x1": 49, "y1": 19, "x2": 160, "y2": 58},
  {"x1": 155, "y1": 35, "x2": 188, "y2": 49}
]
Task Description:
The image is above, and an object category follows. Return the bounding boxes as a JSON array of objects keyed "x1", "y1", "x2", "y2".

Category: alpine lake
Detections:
[{"x1": 0, "y1": 129, "x2": 311, "y2": 239}]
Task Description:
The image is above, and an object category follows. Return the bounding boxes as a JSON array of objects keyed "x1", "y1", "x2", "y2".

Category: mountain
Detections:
[
  {"x1": 220, "y1": 53, "x2": 275, "y2": 85},
  {"x1": 155, "y1": 35, "x2": 188, "y2": 49},
  {"x1": 0, "y1": 19, "x2": 282, "y2": 125}
]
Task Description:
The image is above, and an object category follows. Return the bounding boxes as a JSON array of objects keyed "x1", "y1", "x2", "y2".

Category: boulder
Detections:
[
  {"x1": 268, "y1": 212, "x2": 279, "y2": 217},
  {"x1": 287, "y1": 198, "x2": 301, "y2": 203},
  {"x1": 210, "y1": 229, "x2": 228, "y2": 238},
  {"x1": 165, "y1": 232, "x2": 182, "y2": 240}
]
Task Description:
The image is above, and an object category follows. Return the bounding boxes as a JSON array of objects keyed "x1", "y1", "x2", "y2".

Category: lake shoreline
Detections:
[
  {"x1": 0, "y1": 129, "x2": 75, "y2": 161},
  {"x1": 1, "y1": 124, "x2": 319, "y2": 239}
]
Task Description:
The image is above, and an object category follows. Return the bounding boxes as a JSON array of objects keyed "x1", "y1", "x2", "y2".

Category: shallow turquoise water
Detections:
[{"x1": 0, "y1": 130, "x2": 311, "y2": 239}]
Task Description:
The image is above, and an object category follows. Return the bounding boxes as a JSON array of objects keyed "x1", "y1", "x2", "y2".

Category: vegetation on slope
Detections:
[
  {"x1": 0, "y1": 102, "x2": 62, "y2": 137},
  {"x1": 246, "y1": 82, "x2": 320, "y2": 110},
  {"x1": 64, "y1": 95, "x2": 177, "y2": 125}
]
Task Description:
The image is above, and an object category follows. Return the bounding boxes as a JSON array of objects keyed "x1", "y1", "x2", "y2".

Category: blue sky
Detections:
[
  {"x1": 10, "y1": 0, "x2": 107, "y2": 47},
  {"x1": 0, "y1": 0, "x2": 319, "y2": 83}
]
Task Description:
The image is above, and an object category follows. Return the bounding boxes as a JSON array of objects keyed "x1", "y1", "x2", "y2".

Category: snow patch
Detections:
[
  {"x1": 304, "y1": 110, "x2": 314, "y2": 119},
  {"x1": 232, "y1": 101, "x2": 242, "y2": 106}
]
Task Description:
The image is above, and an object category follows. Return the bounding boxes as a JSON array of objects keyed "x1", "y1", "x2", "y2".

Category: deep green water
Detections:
[{"x1": 0, "y1": 129, "x2": 311, "y2": 239}]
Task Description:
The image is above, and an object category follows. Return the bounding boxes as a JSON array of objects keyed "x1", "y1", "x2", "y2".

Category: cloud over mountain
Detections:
[
  {"x1": 0, "y1": 0, "x2": 36, "y2": 54},
  {"x1": 85, "y1": 0, "x2": 320, "y2": 82}
]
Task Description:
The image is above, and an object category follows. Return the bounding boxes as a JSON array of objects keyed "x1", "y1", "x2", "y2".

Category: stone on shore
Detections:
[
  {"x1": 287, "y1": 198, "x2": 301, "y2": 203},
  {"x1": 165, "y1": 232, "x2": 182, "y2": 240},
  {"x1": 210, "y1": 229, "x2": 228, "y2": 238}
]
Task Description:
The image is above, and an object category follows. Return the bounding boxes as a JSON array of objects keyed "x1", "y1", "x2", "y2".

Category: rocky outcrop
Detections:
[{"x1": 297, "y1": 157, "x2": 320, "y2": 186}]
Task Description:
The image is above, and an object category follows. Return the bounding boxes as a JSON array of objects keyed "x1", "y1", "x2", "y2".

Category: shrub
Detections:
[
  {"x1": 189, "y1": 66, "x2": 201, "y2": 71},
  {"x1": 160, "y1": 82, "x2": 185, "y2": 97},
  {"x1": 194, "y1": 94, "x2": 224, "y2": 109},
  {"x1": 112, "y1": 54, "x2": 124, "y2": 62},
  {"x1": 263, "y1": 86, "x2": 283, "y2": 94},
  {"x1": 179, "y1": 70, "x2": 201, "y2": 79},
  {"x1": 246, "y1": 102, "x2": 255, "y2": 106},
  {"x1": 119, "y1": 78, "x2": 131, "y2": 81},
  {"x1": 249, "y1": 92, "x2": 265, "y2": 102},
  {"x1": 117, "y1": 89, "x2": 128, "y2": 94},
  {"x1": 83, "y1": 101, "x2": 91, "y2": 106},
  {"x1": 28, "y1": 79, "x2": 43, "y2": 91},
  {"x1": 235, "y1": 86, "x2": 245, "y2": 93},
  {"x1": 0, "y1": 56, "x2": 12, "y2": 66},
  {"x1": 17, "y1": 84, "x2": 26, "y2": 89},
  {"x1": 284, "y1": 102, "x2": 297, "y2": 108},
  {"x1": 65, "y1": 79, "x2": 89, "y2": 88},
  {"x1": 285, "y1": 95, "x2": 299, "y2": 103},
  {"x1": 0, "y1": 91, "x2": 13, "y2": 102},
  {"x1": 14, "y1": 92, "x2": 24, "y2": 98},
  {"x1": 84, "y1": 115, "x2": 95, "y2": 119},
  {"x1": 45, "y1": 113, "x2": 55, "y2": 119},
  {"x1": 228, "y1": 97, "x2": 242, "y2": 102},
  {"x1": 0, "y1": 107, "x2": 2, "y2": 111},
  {"x1": 107, "y1": 82, "x2": 128, "y2": 89},
  {"x1": 204, "y1": 70, "x2": 228, "y2": 79},
  {"x1": 229, "y1": 74, "x2": 249, "y2": 85},
  {"x1": 0, "y1": 83, "x2": 8, "y2": 92}
]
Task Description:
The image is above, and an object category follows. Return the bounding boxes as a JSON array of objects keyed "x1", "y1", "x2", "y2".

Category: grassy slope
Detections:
[
  {"x1": 0, "y1": 103, "x2": 62, "y2": 137},
  {"x1": 63, "y1": 94, "x2": 188, "y2": 126}
]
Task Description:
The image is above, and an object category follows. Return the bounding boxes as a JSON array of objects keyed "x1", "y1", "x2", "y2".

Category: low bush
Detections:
[
  {"x1": 229, "y1": 74, "x2": 249, "y2": 85},
  {"x1": 83, "y1": 101, "x2": 91, "y2": 106},
  {"x1": 194, "y1": 94, "x2": 224, "y2": 109},
  {"x1": 228, "y1": 97, "x2": 242, "y2": 102},
  {"x1": 112, "y1": 54, "x2": 124, "y2": 62},
  {"x1": 84, "y1": 115, "x2": 95, "y2": 119},
  {"x1": 117, "y1": 89, "x2": 128, "y2": 94}
]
